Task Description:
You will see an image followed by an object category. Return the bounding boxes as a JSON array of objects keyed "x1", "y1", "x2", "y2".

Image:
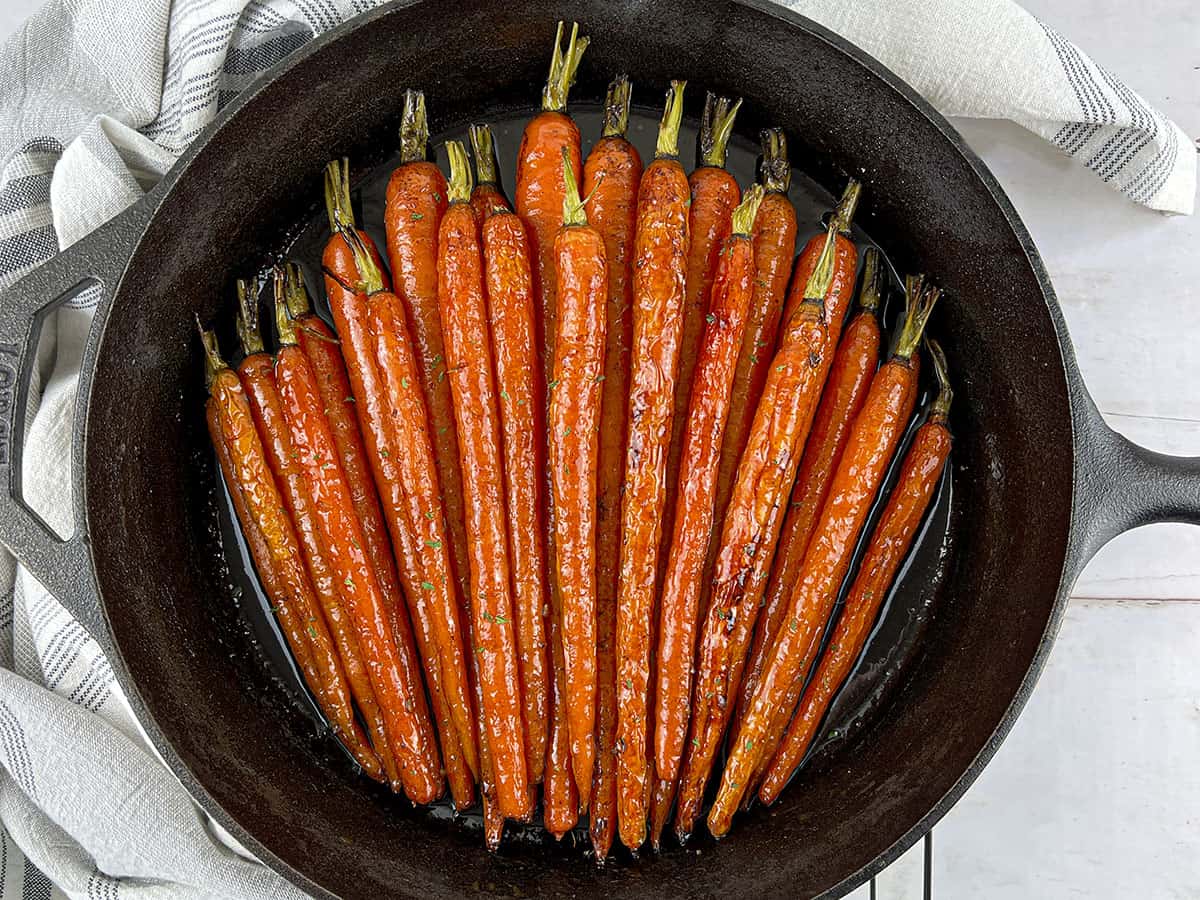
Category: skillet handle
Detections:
[
  {"x1": 0, "y1": 203, "x2": 148, "y2": 647},
  {"x1": 1068, "y1": 381, "x2": 1200, "y2": 583}
]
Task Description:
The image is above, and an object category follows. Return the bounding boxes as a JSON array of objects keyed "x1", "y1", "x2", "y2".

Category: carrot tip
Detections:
[{"x1": 759, "y1": 128, "x2": 791, "y2": 194}]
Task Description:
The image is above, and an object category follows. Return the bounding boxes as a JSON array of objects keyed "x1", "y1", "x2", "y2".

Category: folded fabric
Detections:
[{"x1": 0, "y1": 1, "x2": 1194, "y2": 897}]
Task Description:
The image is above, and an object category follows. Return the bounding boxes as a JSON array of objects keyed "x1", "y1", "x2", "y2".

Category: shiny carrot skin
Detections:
[
  {"x1": 544, "y1": 627, "x2": 580, "y2": 837},
  {"x1": 515, "y1": 22, "x2": 589, "y2": 376},
  {"x1": 660, "y1": 93, "x2": 741, "y2": 589},
  {"x1": 708, "y1": 278, "x2": 939, "y2": 834},
  {"x1": 275, "y1": 338, "x2": 442, "y2": 803},
  {"x1": 708, "y1": 130, "x2": 799, "y2": 605},
  {"x1": 616, "y1": 82, "x2": 691, "y2": 852},
  {"x1": 438, "y1": 142, "x2": 530, "y2": 820},
  {"x1": 549, "y1": 155, "x2": 608, "y2": 807},
  {"x1": 583, "y1": 75, "x2": 643, "y2": 862},
  {"x1": 674, "y1": 190, "x2": 860, "y2": 839},
  {"x1": 321, "y1": 210, "x2": 473, "y2": 807},
  {"x1": 735, "y1": 249, "x2": 883, "y2": 746},
  {"x1": 649, "y1": 772, "x2": 677, "y2": 850},
  {"x1": 760, "y1": 347, "x2": 952, "y2": 804},
  {"x1": 482, "y1": 209, "x2": 551, "y2": 784},
  {"x1": 654, "y1": 188, "x2": 762, "y2": 788},
  {"x1": 384, "y1": 92, "x2": 470, "y2": 606},
  {"x1": 235, "y1": 344, "x2": 383, "y2": 782}
]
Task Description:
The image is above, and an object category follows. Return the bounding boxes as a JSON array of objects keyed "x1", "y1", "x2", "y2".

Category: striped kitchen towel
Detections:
[{"x1": 0, "y1": 1, "x2": 1193, "y2": 898}]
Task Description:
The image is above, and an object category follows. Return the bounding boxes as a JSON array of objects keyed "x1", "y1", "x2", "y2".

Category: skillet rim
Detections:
[{"x1": 81, "y1": 1, "x2": 1081, "y2": 896}]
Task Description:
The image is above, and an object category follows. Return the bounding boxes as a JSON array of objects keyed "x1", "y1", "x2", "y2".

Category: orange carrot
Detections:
[
  {"x1": 708, "y1": 275, "x2": 939, "y2": 835},
  {"x1": 584, "y1": 74, "x2": 643, "y2": 862},
  {"x1": 615, "y1": 81, "x2": 691, "y2": 852}
]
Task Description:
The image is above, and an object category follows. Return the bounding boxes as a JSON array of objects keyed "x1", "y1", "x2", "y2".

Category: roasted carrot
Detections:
[
  {"x1": 706, "y1": 129, "x2": 799, "y2": 616},
  {"x1": 384, "y1": 91, "x2": 471, "y2": 609},
  {"x1": 760, "y1": 340, "x2": 953, "y2": 805},
  {"x1": 548, "y1": 149, "x2": 608, "y2": 808},
  {"x1": 231, "y1": 288, "x2": 384, "y2": 781},
  {"x1": 659, "y1": 92, "x2": 742, "y2": 587},
  {"x1": 735, "y1": 247, "x2": 884, "y2": 754},
  {"x1": 674, "y1": 211, "x2": 853, "y2": 841},
  {"x1": 649, "y1": 772, "x2": 676, "y2": 850},
  {"x1": 515, "y1": 20, "x2": 589, "y2": 377},
  {"x1": 203, "y1": 326, "x2": 384, "y2": 780},
  {"x1": 583, "y1": 74, "x2": 643, "y2": 863},
  {"x1": 708, "y1": 276, "x2": 939, "y2": 834},
  {"x1": 654, "y1": 187, "x2": 764, "y2": 803},
  {"x1": 437, "y1": 141, "x2": 530, "y2": 820},
  {"x1": 323, "y1": 165, "x2": 475, "y2": 807},
  {"x1": 615, "y1": 81, "x2": 691, "y2": 852},
  {"x1": 482, "y1": 171, "x2": 551, "y2": 785},
  {"x1": 274, "y1": 300, "x2": 446, "y2": 804},
  {"x1": 783, "y1": 180, "x2": 863, "y2": 333},
  {"x1": 469, "y1": 123, "x2": 511, "y2": 219},
  {"x1": 544, "y1": 627, "x2": 580, "y2": 837}
]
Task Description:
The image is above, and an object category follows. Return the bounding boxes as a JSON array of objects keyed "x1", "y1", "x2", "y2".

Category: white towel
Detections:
[{"x1": 0, "y1": 1, "x2": 1193, "y2": 897}]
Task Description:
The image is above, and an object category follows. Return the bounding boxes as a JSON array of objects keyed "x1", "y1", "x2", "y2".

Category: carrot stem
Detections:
[
  {"x1": 445, "y1": 140, "x2": 473, "y2": 205},
  {"x1": 282, "y1": 263, "x2": 311, "y2": 318},
  {"x1": 542, "y1": 21, "x2": 590, "y2": 112},
  {"x1": 561, "y1": 148, "x2": 587, "y2": 227},
  {"x1": 655, "y1": 81, "x2": 687, "y2": 160},
  {"x1": 799, "y1": 223, "x2": 839, "y2": 306},
  {"x1": 927, "y1": 338, "x2": 953, "y2": 419},
  {"x1": 198, "y1": 320, "x2": 225, "y2": 388},
  {"x1": 400, "y1": 90, "x2": 431, "y2": 165},
  {"x1": 730, "y1": 185, "x2": 765, "y2": 237},
  {"x1": 324, "y1": 158, "x2": 355, "y2": 234},
  {"x1": 335, "y1": 222, "x2": 386, "y2": 295},
  {"x1": 829, "y1": 178, "x2": 862, "y2": 236},
  {"x1": 601, "y1": 75, "x2": 633, "y2": 139},
  {"x1": 235, "y1": 279, "x2": 264, "y2": 356},
  {"x1": 469, "y1": 123, "x2": 500, "y2": 186},
  {"x1": 759, "y1": 129, "x2": 791, "y2": 194},
  {"x1": 895, "y1": 276, "x2": 940, "y2": 361},
  {"x1": 858, "y1": 246, "x2": 883, "y2": 314},
  {"x1": 273, "y1": 269, "x2": 299, "y2": 347},
  {"x1": 697, "y1": 93, "x2": 742, "y2": 169}
]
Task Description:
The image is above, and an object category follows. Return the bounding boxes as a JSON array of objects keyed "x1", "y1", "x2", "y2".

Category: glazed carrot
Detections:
[
  {"x1": 653, "y1": 187, "x2": 763, "y2": 797},
  {"x1": 231, "y1": 289, "x2": 384, "y2": 781},
  {"x1": 708, "y1": 276, "x2": 939, "y2": 835},
  {"x1": 783, "y1": 180, "x2": 863, "y2": 332},
  {"x1": 384, "y1": 91, "x2": 471, "y2": 607},
  {"x1": 735, "y1": 247, "x2": 884, "y2": 752},
  {"x1": 544, "y1": 627, "x2": 579, "y2": 837},
  {"x1": 583, "y1": 74, "x2": 643, "y2": 863},
  {"x1": 548, "y1": 150, "x2": 608, "y2": 807},
  {"x1": 759, "y1": 340, "x2": 953, "y2": 805},
  {"x1": 470, "y1": 123, "x2": 511, "y2": 219},
  {"x1": 674, "y1": 212, "x2": 852, "y2": 841},
  {"x1": 202, "y1": 328, "x2": 383, "y2": 780},
  {"x1": 649, "y1": 772, "x2": 677, "y2": 850},
  {"x1": 438, "y1": 141, "x2": 530, "y2": 820},
  {"x1": 481, "y1": 172, "x2": 551, "y2": 785},
  {"x1": 659, "y1": 92, "x2": 742, "y2": 585},
  {"x1": 515, "y1": 20, "x2": 589, "y2": 376},
  {"x1": 615, "y1": 81, "x2": 691, "y2": 852},
  {"x1": 706, "y1": 129, "x2": 799, "y2": 609},
  {"x1": 322, "y1": 165, "x2": 474, "y2": 807},
  {"x1": 274, "y1": 302, "x2": 445, "y2": 804}
]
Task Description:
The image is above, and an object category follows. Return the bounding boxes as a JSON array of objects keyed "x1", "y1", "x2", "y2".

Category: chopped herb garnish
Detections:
[
  {"x1": 343, "y1": 576, "x2": 353, "y2": 588},
  {"x1": 411, "y1": 212, "x2": 424, "y2": 221},
  {"x1": 564, "y1": 426, "x2": 573, "y2": 437},
  {"x1": 401, "y1": 376, "x2": 410, "y2": 388},
  {"x1": 775, "y1": 364, "x2": 785, "y2": 373},
  {"x1": 494, "y1": 614, "x2": 509, "y2": 624},
  {"x1": 425, "y1": 539, "x2": 442, "y2": 550},
  {"x1": 380, "y1": 450, "x2": 389, "y2": 458},
  {"x1": 424, "y1": 511, "x2": 435, "y2": 521},
  {"x1": 351, "y1": 538, "x2": 360, "y2": 549},
  {"x1": 788, "y1": 618, "x2": 799, "y2": 633},
  {"x1": 307, "y1": 625, "x2": 318, "y2": 639},
  {"x1": 705, "y1": 313, "x2": 716, "y2": 324},
  {"x1": 420, "y1": 580, "x2": 435, "y2": 591},
  {"x1": 500, "y1": 390, "x2": 509, "y2": 401},
  {"x1": 624, "y1": 678, "x2": 633, "y2": 689},
  {"x1": 548, "y1": 378, "x2": 559, "y2": 390},
  {"x1": 744, "y1": 739, "x2": 754, "y2": 751},
  {"x1": 749, "y1": 353, "x2": 759, "y2": 364}
]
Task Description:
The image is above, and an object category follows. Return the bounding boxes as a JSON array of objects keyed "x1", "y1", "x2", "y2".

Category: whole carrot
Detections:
[
  {"x1": 323, "y1": 168, "x2": 476, "y2": 808},
  {"x1": 515, "y1": 20, "x2": 589, "y2": 376},
  {"x1": 470, "y1": 123, "x2": 511, "y2": 219},
  {"x1": 615, "y1": 81, "x2": 691, "y2": 852},
  {"x1": 549, "y1": 149, "x2": 608, "y2": 807},
  {"x1": 707, "y1": 129, "x2": 799, "y2": 607},
  {"x1": 231, "y1": 287, "x2": 384, "y2": 782},
  {"x1": 659, "y1": 92, "x2": 742, "y2": 583},
  {"x1": 274, "y1": 301, "x2": 445, "y2": 804},
  {"x1": 583, "y1": 74, "x2": 643, "y2": 862},
  {"x1": 759, "y1": 340, "x2": 953, "y2": 805},
  {"x1": 735, "y1": 247, "x2": 884, "y2": 751},
  {"x1": 708, "y1": 276, "x2": 939, "y2": 835},
  {"x1": 384, "y1": 90, "x2": 471, "y2": 607},
  {"x1": 481, "y1": 156, "x2": 551, "y2": 785},
  {"x1": 674, "y1": 213, "x2": 851, "y2": 841},
  {"x1": 654, "y1": 187, "x2": 763, "y2": 796},
  {"x1": 201, "y1": 328, "x2": 383, "y2": 778},
  {"x1": 438, "y1": 140, "x2": 530, "y2": 821}
]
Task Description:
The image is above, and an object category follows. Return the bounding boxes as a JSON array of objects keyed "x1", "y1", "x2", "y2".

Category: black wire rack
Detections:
[{"x1": 868, "y1": 831, "x2": 933, "y2": 899}]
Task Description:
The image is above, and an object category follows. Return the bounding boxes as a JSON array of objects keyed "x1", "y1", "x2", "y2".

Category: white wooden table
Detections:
[{"x1": 2, "y1": 1, "x2": 1198, "y2": 897}]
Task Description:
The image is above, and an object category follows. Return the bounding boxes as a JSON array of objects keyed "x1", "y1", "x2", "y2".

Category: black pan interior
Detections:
[{"x1": 83, "y1": 1, "x2": 1075, "y2": 897}]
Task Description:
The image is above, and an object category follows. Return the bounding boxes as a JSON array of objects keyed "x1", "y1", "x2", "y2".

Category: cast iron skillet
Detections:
[{"x1": 0, "y1": 1, "x2": 1198, "y2": 897}]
